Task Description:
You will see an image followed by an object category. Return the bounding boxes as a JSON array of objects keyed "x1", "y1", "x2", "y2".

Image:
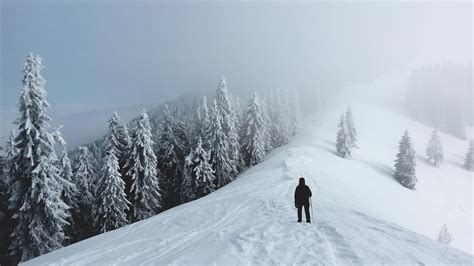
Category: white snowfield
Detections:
[{"x1": 25, "y1": 102, "x2": 473, "y2": 265}]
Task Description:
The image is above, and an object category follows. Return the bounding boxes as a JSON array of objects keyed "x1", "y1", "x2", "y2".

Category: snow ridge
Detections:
[{"x1": 24, "y1": 103, "x2": 473, "y2": 265}]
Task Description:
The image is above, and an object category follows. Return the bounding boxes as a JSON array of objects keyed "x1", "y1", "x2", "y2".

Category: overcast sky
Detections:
[{"x1": 1, "y1": 1, "x2": 471, "y2": 145}]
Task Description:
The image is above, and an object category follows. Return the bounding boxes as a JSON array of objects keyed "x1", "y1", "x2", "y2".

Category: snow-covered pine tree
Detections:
[
  {"x1": 268, "y1": 89, "x2": 289, "y2": 148},
  {"x1": 206, "y1": 99, "x2": 234, "y2": 188},
  {"x1": 464, "y1": 140, "x2": 474, "y2": 171},
  {"x1": 240, "y1": 93, "x2": 267, "y2": 168},
  {"x1": 215, "y1": 77, "x2": 240, "y2": 175},
  {"x1": 1, "y1": 130, "x2": 17, "y2": 258},
  {"x1": 57, "y1": 148, "x2": 80, "y2": 244},
  {"x1": 336, "y1": 114, "x2": 351, "y2": 158},
  {"x1": 394, "y1": 130, "x2": 417, "y2": 189},
  {"x1": 280, "y1": 89, "x2": 294, "y2": 139},
  {"x1": 345, "y1": 106, "x2": 358, "y2": 148},
  {"x1": 196, "y1": 96, "x2": 210, "y2": 146},
  {"x1": 233, "y1": 95, "x2": 244, "y2": 134},
  {"x1": 438, "y1": 224, "x2": 453, "y2": 244},
  {"x1": 107, "y1": 112, "x2": 128, "y2": 158},
  {"x1": 8, "y1": 54, "x2": 69, "y2": 261},
  {"x1": 1, "y1": 130, "x2": 16, "y2": 212},
  {"x1": 73, "y1": 146, "x2": 99, "y2": 240},
  {"x1": 156, "y1": 104, "x2": 189, "y2": 209},
  {"x1": 261, "y1": 93, "x2": 274, "y2": 153},
  {"x1": 426, "y1": 130, "x2": 444, "y2": 167},
  {"x1": 181, "y1": 138, "x2": 216, "y2": 202},
  {"x1": 107, "y1": 112, "x2": 132, "y2": 213},
  {"x1": 126, "y1": 109, "x2": 161, "y2": 222},
  {"x1": 95, "y1": 133, "x2": 129, "y2": 233},
  {"x1": 287, "y1": 89, "x2": 301, "y2": 136},
  {"x1": 86, "y1": 140, "x2": 104, "y2": 166}
]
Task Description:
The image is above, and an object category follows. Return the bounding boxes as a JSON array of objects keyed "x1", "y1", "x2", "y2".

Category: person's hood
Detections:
[{"x1": 299, "y1": 177, "x2": 305, "y2": 186}]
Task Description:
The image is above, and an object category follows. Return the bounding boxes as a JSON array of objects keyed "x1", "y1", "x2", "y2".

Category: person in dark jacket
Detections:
[{"x1": 294, "y1": 177, "x2": 312, "y2": 223}]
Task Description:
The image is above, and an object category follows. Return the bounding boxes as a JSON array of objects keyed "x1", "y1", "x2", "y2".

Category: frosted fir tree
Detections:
[
  {"x1": 336, "y1": 114, "x2": 352, "y2": 159},
  {"x1": 240, "y1": 93, "x2": 267, "y2": 168},
  {"x1": 267, "y1": 90, "x2": 279, "y2": 148},
  {"x1": 278, "y1": 89, "x2": 292, "y2": 141},
  {"x1": 268, "y1": 89, "x2": 290, "y2": 148},
  {"x1": 95, "y1": 134, "x2": 130, "y2": 233},
  {"x1": 8, "y1": 54, "x2": 69, "y2": 261},
  {"x1": 233, "y1": 95, "x2": 244, "y2": 134},
  {"x1": 107, "y1": 112, "x2": 132, "y2": 211},
  {"x1": 206, "y1": 99, "x2": 234, "y2": 188},
  {"x1": 1, "y1": 130, "x2": 17, "y2": 257},
  {"x1": 181, "y1": 138, "x2": 216, "y2": 202},
  {"x1": 126, "y1": 109, "x2": 162, "y2": 222},
  {"x1": 287, "y1": 89, "x2": 301, "y2": 136},
  {"x1": 345, "y1": 106, "x2": 358, "y2": 148},
  {"x1": 73, "y1": 146, "x2": 99, "y2": 240},
  {"x1": 438, "y1": 224, "x2": 453, "y2": 244},
  {"x1": 215, "y1": 77, "x2": 240, "y2": 175},
  {"x1": 196, "y1": 96, "x2": 210, "y2": 146},
  {"x1": 57, "y1": 148, "x2": 80, "y2": 244},
  {"x1": 426, "y1": 130, "x2": 444, "y2": 167},
  {"x1": 464, "y1": 140, "x2": 474, "y2": 171},
  {"x1": 108, "y1": 111, "x2": 131, "y2": 165},
  {"x1": 156, "y1": 104, "x2": 189, "y2": 209},
  {"x1": 261, "y1": 94, "x2": 274, "y2": 153},
  {"x1": 394, "y1": 131, "x2": 417, "y2": 189},
  {"x1": 2, "y1": 130, "x2": 17, "y2": 201}
]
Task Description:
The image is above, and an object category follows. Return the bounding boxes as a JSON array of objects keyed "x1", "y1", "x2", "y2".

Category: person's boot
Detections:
[
  {"x1": 306, "y1": 220, "x2": 311, "y2": 223},
  {"x1": 297, "y1": 219, "x2": 302, "y2": 223}
]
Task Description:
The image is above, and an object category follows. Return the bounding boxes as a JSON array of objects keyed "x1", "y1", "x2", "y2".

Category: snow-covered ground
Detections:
[{"x1": 24, "y1": 96, "x2": 473, "y2": 265}]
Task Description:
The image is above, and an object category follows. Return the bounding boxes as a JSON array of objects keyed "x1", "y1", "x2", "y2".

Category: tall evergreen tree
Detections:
[
  {"x1": 233, "y1": 95, "x2": 244, "y2": 135},
  {"x1": 73, "y1": 146, "x2": 98, "y2": 240},
  {"x1": 196, "y1": 96, "x2": 210, "y2": 145},
  {"x1": 394, "y1": 131, "x2": 417, "y2": 189},
  {"x1": 268, "y1": 89, "x2": 289, "y2": 148},
  {"x1": 280, "y1": 89, "x2": 293, "y2": 139},
  {"x1": 108, "y1": 112, "x2": 131, "y2": 166},
  {"x1": 206, "y1": 99, "x2": 234, "y2": 188},
  {"x1": 336, "y1": 114, "x2": 351, "y2": 158},
  {"x1": 156, "y1": 104, "x2": 189, "y2": 209},
  {"x1": 240, "y1": 93, "x2": 266, "y2": 168},
  {"x1": 287, "y1": 89, "x2": 301, "y2": 136},
  {"x1": 464, "y1": 140, "x2": 474, "y2": 171},
  {"x1": 126, "y1": 109, "x2": 162, "y2": 222},
  {"x1": 95, "y1": 133, "x2": 129, "y2": 233},
  {"x1": 57, "y1": 148, "x2": 80, "y2": 244},
  {"x1": 1, "y1": 130, "x2": 17, "y2": 258},
  {"x1": 107, "y1": 112, "x2": 132, "y2": 213},
  {"x1": 261, "y1": 93, "x2": 274, "y2": 153},
  {"x1": 345, "y1": 106, "x2": 358, "y2": 148},
  {"x1": 181, "y1": 138, "x2": 216, "y2": 202},
  {"x1": 8, "y1": 54, "x2": 69, "y2": 261},
  {"x1": 426, "y1": 130, "x2": 444, "y2": 167},
  {"x1": 215, "y1": 77, "x2": 240, "y2": 175}
]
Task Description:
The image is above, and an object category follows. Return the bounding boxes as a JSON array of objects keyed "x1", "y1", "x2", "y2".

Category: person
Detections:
[{"x1": 294, "y1": 177, "x2": 312, "y2": 223}]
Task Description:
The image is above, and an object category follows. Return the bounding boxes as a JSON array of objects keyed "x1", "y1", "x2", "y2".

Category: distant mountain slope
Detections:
[{"x1": 24, "y1": 101, "x2": 473, "y2": 265}]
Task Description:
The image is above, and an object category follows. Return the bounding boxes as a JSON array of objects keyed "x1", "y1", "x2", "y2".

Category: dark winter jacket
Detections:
[{"x1": 294, "y1": 177, "x2": 312, "y2": 207}]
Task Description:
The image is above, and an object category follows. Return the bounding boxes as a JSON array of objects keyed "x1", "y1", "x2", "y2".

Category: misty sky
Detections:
[{"x1": 1, "y1": 1, "x2": 472, "y2": 145}]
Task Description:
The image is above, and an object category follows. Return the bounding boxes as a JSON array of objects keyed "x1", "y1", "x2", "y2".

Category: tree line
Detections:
[{"x1": 0, "y1": 54, "x2": 301, "y2": 263}]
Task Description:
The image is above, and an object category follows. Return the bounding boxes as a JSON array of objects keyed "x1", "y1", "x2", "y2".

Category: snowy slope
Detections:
[{"x1": 24, "y1": 100, "x2": 473, "y2": 265}]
